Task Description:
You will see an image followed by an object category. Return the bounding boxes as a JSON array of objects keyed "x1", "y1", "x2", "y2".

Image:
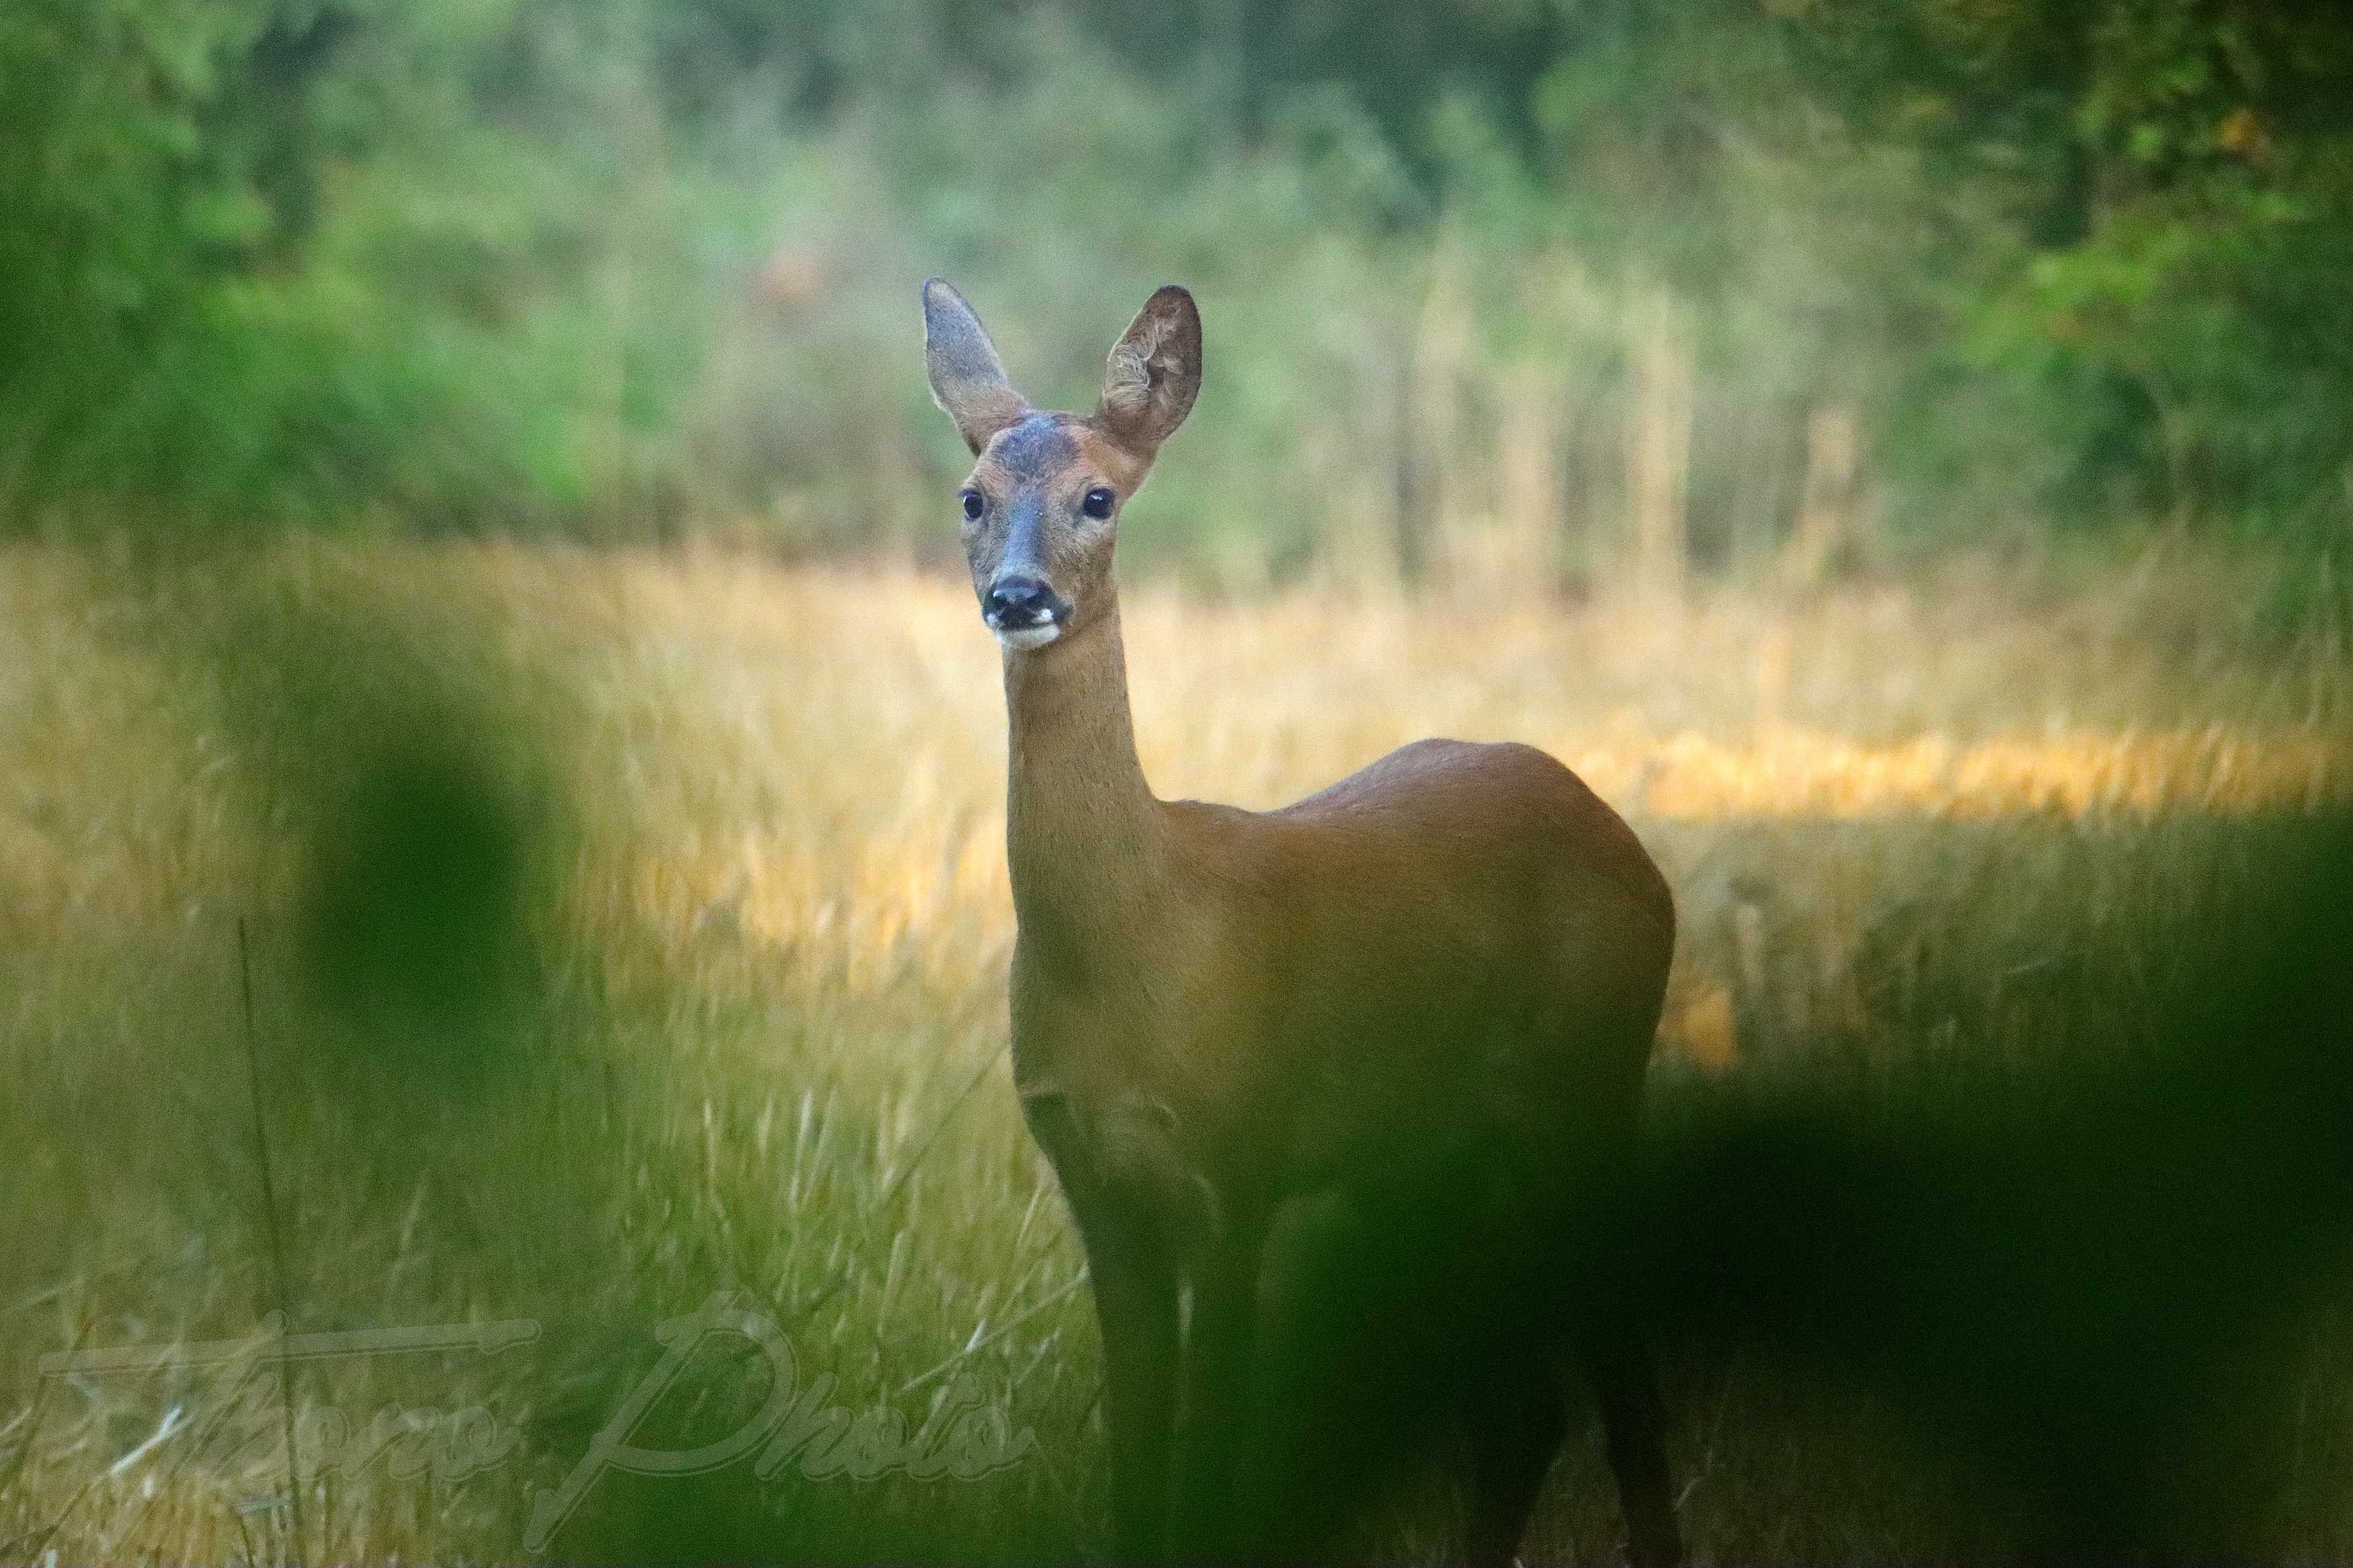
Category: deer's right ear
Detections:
[{"x1": 923, "y1": 280, "x2": 1029, "y2": 454}]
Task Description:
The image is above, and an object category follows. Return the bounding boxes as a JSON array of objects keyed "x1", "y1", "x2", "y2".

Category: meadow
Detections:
[{"x1": 2, "y1": 539, "x2": 2350, "y2": 1564}]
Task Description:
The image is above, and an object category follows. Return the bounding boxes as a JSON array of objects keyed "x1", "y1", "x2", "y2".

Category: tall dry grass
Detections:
[{"x1": 1, "y1": 540, "x2": 2348, "y2": 1563}]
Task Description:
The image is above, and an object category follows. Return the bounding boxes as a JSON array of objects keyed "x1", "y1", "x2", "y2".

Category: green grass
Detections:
[{"x1": 1, "y1": 539, "x2": 2348, "y2": 1563}]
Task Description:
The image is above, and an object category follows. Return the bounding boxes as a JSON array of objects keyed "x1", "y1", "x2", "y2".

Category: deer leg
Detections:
[
  {"x1": 1245, "y1": 1188, "x2": 1388, "y2": 1563},
  {"x1": 1027, "y1": 1098, "x2": 1179, "y2": 1562},
  {"x1": 1073, "y1": 1194, "x2": 1179, "y2": 1563},
  {"x1": 1168, "y1": 1231, "x2": 1265, "y2": 1560},
  {"x1": 1580, "y1": 1323, "x2": 1682, "y2": 1568},
  {"x1": 1464, "y1": 1356, "x2": 1569, "y2": 1568}
]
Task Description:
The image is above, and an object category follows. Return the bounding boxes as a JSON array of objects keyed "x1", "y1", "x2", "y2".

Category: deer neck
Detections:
[{"x1": 1002, "y1": 595, "x2": 1164, "y2": 966}]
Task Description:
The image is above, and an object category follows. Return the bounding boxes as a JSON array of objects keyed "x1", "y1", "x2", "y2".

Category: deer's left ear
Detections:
[
  {"x1": 924, "y1": 279, "x2": 1030, "y2": 454},
  {"x1": 1096, "y1": 284, "x2": 1201, "y2": 456}
]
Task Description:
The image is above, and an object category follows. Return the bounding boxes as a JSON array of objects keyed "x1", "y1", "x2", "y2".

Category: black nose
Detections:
[{"x1": 983, "y1": 576, "x2": 1067, "y2": 628}]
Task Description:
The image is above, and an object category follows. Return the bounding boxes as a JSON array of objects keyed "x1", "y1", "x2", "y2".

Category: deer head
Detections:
[{"x1": 922, "y1": 280, "x2": 1201, "y2": 652}]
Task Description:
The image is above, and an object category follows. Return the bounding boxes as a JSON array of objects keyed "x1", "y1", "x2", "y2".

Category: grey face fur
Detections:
[{"x1": 922, "y1": 280, "x2": 1201, "y2": 654}]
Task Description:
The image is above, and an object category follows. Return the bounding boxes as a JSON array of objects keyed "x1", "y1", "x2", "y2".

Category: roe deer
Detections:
[{"x1": 922, "y1": 279, "x2": 1683, "y2": 1566}]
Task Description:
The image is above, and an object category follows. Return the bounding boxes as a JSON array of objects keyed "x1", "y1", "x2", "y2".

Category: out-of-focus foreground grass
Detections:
[{"x1": 1, "y1": 540, "x2": 2349, "y2": 1564}]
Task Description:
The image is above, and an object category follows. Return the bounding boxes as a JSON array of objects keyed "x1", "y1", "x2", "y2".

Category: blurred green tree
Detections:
[{"x1": 0, "y1": 0, "x2": 2345, "y2": 558}]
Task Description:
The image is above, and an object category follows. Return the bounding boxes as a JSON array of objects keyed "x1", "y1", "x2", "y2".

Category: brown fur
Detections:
[{"x1": 921, "y1": 279, "x2": 1683, "y2": 1565}]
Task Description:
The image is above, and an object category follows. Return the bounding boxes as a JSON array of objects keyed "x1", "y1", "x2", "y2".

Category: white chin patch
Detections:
[{"x1": 995, "y1": 622, "x2": 1062, "y2": 653}]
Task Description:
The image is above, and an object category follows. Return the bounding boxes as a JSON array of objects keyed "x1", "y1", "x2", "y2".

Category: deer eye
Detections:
[
  {"x1": 1082, "y1": 487, "x2": 1115, "y2": 520},
  {"x1": 960, "y1": 489, "x2": 984, "y2": 522}
]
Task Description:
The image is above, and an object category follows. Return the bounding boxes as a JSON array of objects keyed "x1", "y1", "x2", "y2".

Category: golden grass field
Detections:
[{"x1": 2, "y1": 539, "x2": 2350, "y2": 1563}]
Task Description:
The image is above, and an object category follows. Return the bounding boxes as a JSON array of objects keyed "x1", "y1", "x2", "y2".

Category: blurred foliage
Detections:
[
  {"x1": 1637, "y1": 813, "x2": 2353, "y2": 1561},
  {"x1": 1, "y1": 0, "x2": 2348, "y2": 562}
]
